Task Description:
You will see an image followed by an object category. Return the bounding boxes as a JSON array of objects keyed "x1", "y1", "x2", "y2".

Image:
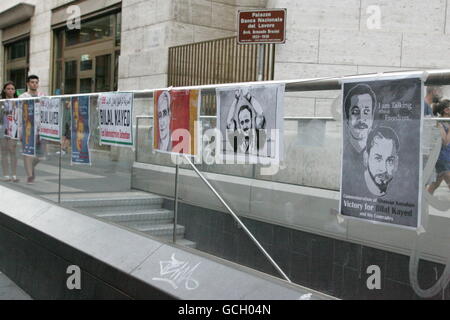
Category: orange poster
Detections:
[{"x1": 153, "y1": 90, "x2": 200, "y2": 156}]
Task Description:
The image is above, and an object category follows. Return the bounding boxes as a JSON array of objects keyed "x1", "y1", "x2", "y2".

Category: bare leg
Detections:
[
  {"x1": 24, "y1": 155, "x2": 34, "y2": 179},
  {"x1": 7, "y1": 139, "x2": 18, "y2": 177},
  {"x1": 1, "y1": 138, "x2": 10, "y2": 178},
  {"x1": 428, "y1": 175, "x2": 444, "y2": 195},
  {"x1": 61, "y1": 137, "x2": 69, "y2": 151},
  {"x1": 443, "y1": 172, "x2": 450, "y2": 191},
  {"x1": 64, "y1": 138, "x2": 70, "y2": 151},
  {"x1": 32, "y1": 157, "x2": 40, "y2": 176}
]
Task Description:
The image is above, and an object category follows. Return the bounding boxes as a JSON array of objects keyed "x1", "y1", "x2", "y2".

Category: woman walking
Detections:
[
  {"x1": 1, "y1": 81, "x2": 19, "y2": 182},
  {"x1": 427, "y1": 99, "x2": 450, "y2": 195}
]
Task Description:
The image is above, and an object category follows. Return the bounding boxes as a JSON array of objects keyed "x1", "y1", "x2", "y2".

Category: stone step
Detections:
[
  {"x1": 167, "y1": 238, "x2": 197, "y2": 249},
  {"x1": 62, "y1": 195, "x2": 164, "y2": 211},
  {"x1": 95, "y1": 209, "x2": 174, "y2": 224},
  {"x1": 62, "y1": 194, "x2": 164, "y2": 208},
  {"x1": 136, "y1": 224, "x2": 185, "y2": 238}
]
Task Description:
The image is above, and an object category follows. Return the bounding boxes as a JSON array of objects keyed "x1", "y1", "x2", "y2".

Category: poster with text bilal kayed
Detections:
[
  {"x1": 340, "y1": 75, "x2": 424, "y2": 229},
  {"x1": 98, "y1": 92, "x2": 134, "y2": 147},
  {"x1": 39, "y1": 97, "x2": 62, "y2": 142},
  {"x1": 71, "y1": 96, "x2": 91, "y2": 165}
]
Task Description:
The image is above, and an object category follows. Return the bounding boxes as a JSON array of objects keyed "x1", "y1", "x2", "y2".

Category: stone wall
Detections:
[
  {"x1": 269, "y1": 0, "x2": 450, "y2": 118},
  {"x1": 119, "y1": 0, "x2": 266, "y2": 93}
]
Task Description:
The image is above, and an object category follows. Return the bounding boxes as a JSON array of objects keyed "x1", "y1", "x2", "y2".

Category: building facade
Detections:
[
  {"x1": 1, "y1": 0, "x2": 450, "y2": 300},
  {"x1": 1, "y1": 0, "x2": 449, "y2": 99}
]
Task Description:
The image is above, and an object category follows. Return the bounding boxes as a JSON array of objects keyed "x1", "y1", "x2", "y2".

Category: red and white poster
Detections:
[{"x1": 153, "y1": 90, "x2": 200, "y2": 156}]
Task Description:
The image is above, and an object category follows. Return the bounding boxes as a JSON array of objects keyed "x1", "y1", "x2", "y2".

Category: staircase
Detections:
[{"x1": 60, "y1": 192, "x2": 196, "y2": 248}]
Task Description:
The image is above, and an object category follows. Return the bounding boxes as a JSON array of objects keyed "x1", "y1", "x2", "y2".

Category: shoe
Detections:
[
  {"x1": 12, "y1": 176, "x2": 20, "y2": 183},
  {"x1": 27, "y1": 177, "x2": 35, "y2": 185},
  {"x1": 3, "y1": 176, "x2": 11, "y2": 182},
  {"x1": 56, "y1": 150, "x2": 67, "y2": 155}
]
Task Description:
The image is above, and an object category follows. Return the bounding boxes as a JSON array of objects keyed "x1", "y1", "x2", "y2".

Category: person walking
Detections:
[
  {"x1": 19, "y1": 75, "x2": 45, "y2": 184},
  {"x1": 427, "y1": 99, "x2": 450, "y2": 195},
  {"x1": 1, "y1": 81, "x2": 20, "y2": 182}
]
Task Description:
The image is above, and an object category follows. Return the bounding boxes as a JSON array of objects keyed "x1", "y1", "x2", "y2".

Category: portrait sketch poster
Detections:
[
  {"x1": 98, "y1": 92, "x2": 134, "y2": 147},
  {"x1": 39, "y1": 97, "x2": 62, "y2": 142},
  {"x1": 216, "y1": 84, "x2": 285, "y2": 164},
  {"x1": 71, "y1": 96, "x2": 91, "y2": 165},
  {"x1": 4, "y1": 100, "x2": 21, "y2": 140},
  {"x1": 340, "y1": 75, "x2": 424, "y2": 229},
  {"x1": 22, "y1": 100, "x2": 36, "y2": 156},
  {"x1": 153, "y1": 90, "x2": 200, "y2": 156}
]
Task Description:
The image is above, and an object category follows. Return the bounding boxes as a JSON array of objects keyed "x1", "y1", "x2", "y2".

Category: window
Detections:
[
  {"x1": 4, "y1": 38, "x2": 29, "y2": 91},
  {"x1": 53, "y1": 11, "x2": 121, "y2": 95},
  {"x1": 65, "y1": 15, "x2": 114, "y2": 47},
  {"x1": 7, "y1": 39, "x2": 27, "y2": 61}
]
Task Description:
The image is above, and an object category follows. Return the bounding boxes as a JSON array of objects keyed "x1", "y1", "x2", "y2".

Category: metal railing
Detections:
[
  {"x1": 3, "y1": 68, "x2": 450, "y2": 286},
  {"x1": 182, "y1": 154, "x2": 291, "y2": 282}
]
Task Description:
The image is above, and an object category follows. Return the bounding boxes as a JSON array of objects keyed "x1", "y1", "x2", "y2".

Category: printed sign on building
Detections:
[
  {"x1": 238, "y1": 9, "x2": 287, "y2": 44},
  {"x1": 98, "y1": 92, "x2": 134, "y2": 147},
  {"x1": 340, "y1": 75, "x2": 424, "y2": 229}
]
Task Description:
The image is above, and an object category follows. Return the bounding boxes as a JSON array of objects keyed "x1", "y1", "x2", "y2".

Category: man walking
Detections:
[{"x1": 19, "y1": 75, "x2": 45, "y2": 184}]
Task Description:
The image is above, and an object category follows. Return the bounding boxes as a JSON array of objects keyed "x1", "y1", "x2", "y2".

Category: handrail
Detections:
[
  {"x1": 182, "y1": 155, "x2": 292, "y2": 283},
  {"x1": 3, "y1": 68, "x2": 450, "y2": 104},
  {"x1": 135, "y1": 115, "x2": 448, "y2": 122}
]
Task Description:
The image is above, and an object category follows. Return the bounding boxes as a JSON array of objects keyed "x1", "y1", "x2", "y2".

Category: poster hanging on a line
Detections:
[
  {"x1": 39, "y1": 97, "x2": 62, "y2": 142},
  {"x1": 98, "y1": 92, "x2": 134, "y2": 147},
  {"x1": 22, "y1": 100, "x2": 36, "y2": 157},
  {"x1": 216, "y1": 84, "x2": 285, "y2": 164},
  {"x1": 340, "y1": 75, "x2": 424, "y2": 229},
  {"x1": 3, "y1": 100, "x2": 21, "y2": 140},
  {"x1": 153, "y1": 89, "x2": 200, "y2": 156},
  {"x1": 71, "y1": 96, "x2": 91, "y2": 165}
]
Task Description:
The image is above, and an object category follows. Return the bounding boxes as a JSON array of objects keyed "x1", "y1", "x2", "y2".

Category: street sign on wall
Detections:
[{"x1": 238, "y1": 9, "x2": 287, "y2": 44}]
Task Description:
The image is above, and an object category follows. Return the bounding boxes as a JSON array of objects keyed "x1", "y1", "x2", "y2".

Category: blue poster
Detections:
[
  {"x1": 71, "y1": 96, "x2": 91, "y2": 165},
  {"x1": 22, "y1": 100, "x2": 36, "y2": 156}
]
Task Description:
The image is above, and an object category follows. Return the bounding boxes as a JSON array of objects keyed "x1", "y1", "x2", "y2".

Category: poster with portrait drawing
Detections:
[
  {"x1": 153, "y1": 90, "x2": 200, "y2": 156},
  {"x1": 216, "y1": 84, "x2": 285, "y2": 164},
  {"x1": 340, "y1": 75, "x2": 424, "y2": 229},
  {"x1": 71, "y1": 96, "x2": 91, "y2": 165},
  {"x1": 22, "y1": 100, "x2": 36, "y2": 156}
]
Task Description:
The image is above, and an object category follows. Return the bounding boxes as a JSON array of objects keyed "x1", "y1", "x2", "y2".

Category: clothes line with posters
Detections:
[{"x1": 0, "y1": 69, "x2": 444, "y2": 168}]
